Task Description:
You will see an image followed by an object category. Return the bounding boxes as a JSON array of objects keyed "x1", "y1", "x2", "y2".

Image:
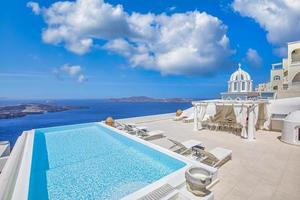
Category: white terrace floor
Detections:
[{"x1": 120, "y1": 113, "x2": 300, "y2": 200}]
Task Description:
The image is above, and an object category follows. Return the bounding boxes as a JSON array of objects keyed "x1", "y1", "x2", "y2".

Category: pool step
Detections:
[{"x1": 138, "y1": 184, "x2": 175, "y2": 200}]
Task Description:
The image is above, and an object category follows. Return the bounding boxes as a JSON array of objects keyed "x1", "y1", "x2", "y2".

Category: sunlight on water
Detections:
[{"x1": 29, "y1": 123, "x2": 186, "y2": 200}]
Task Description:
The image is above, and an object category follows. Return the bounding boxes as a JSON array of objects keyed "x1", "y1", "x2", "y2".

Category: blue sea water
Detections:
[
  {"x1": 0, "y1": 100, "x2": 191, "y2": 146},
  {"x1": 29, "y1": 123, "x2": 186, "y2": 200}
]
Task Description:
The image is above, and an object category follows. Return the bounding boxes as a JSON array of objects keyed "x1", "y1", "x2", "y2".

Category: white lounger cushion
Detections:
[
  {"x1": 140, "y1": 130, "x2": 165, "y2": 140},
  {"x1": 198, "y1": 147, "x2": 232, "y2": 168},
  {"x1": 135, "y1": 126, "x2": 148, "y2": 131},
  {"x1": 169, "y1": 139, "x2": 202, "y2": 155},
  {"x1": 181, "y1": 140, "x2": 202, "y2": 149},
  {"x1": 145, "y1": 130, "x2": 164, "y2": 136},
  {"x1": 209, "y1": 147, "x2": 232, "y2": 161}
]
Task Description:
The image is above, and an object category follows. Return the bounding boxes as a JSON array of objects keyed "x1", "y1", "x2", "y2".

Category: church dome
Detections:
[
  {"x1": 230, "y1": 65, "x2": 251, "y2": 81},
  {"x1": 227, "y1": 64, "x2": 253, "y2": 93}
]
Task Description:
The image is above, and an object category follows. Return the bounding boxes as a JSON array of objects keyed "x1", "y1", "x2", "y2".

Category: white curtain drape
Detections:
[
  {"x1": 263, "y1": 103, "x2": 271, "y2": 130},
  {"x1": 240, "y1": 105, "x2": 248, "y2": 138},
  {"x1": 233, "y1": 104, "x2": 248, "y2": 138},
  {"x1": 247, "y1": 104, "x2": 258, "y2": 141},
  {"x1": 233, "y1": 105, "x2": 242, "y2": 124},
  {"x1": 205, "y1": 103, "x2": 216, "y2": 118},
  {"x1": 253, "y1": 105, "x2": 259, "y2": 139},
  {"x1": 198, "y1": 104, "x2": 208, "y2": 129},
  {"x1": 193, "y1": 106, "x2": 199, "y2": 131}
]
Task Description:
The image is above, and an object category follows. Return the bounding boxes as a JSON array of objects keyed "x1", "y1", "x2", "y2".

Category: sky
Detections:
[{"x1": 1, "y1": 0, "x2": 300, "y2": 99}]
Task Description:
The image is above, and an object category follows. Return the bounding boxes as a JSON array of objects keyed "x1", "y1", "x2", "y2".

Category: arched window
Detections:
[
  {"x1": 273, "y1": 86, "x2": 278, "y2": 90},
  {"x1": 234, "y1": 82, "x2": 238, "y2": 91},
  {"x1": 240, "y1": 74, "x2": 244, "y2": 80},
  {"x1": 273, "y1": 75, "x2": 281, "y2": 81}
]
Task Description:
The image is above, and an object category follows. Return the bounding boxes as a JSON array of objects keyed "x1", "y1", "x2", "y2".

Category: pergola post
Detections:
[
  {"x1": 193, "y1": 104, "x2": 199, "y2": 131},
  {"x1": 247, "y1": 105, "x2": 256, "y2": 141}
]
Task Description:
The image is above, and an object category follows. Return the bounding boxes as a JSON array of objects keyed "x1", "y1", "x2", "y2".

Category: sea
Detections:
[{"x1": 0, "y1": 99, "x2": 191, "y2": 146}]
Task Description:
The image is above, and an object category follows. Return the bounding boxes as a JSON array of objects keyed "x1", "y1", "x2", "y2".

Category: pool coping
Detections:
[{"x1": 4, "y1": 122, "x2": 218, "y2": 200}]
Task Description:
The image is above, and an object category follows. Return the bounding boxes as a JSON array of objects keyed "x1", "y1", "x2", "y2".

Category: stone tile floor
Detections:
[{"x1": 121, "y1": 114, "x2": 300, "y2": 200}]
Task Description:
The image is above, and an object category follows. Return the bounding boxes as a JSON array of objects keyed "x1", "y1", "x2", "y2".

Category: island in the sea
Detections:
[
  {"x1": 108, "y1": 96, "x2": 195, "y2": 102},
  {"x1": 0, "y1": 104, "x2": 87, "y2": 119}
]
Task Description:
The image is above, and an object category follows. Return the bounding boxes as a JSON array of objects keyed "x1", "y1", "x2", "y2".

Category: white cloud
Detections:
[
  {"x1": 54, "y1": 64, "x2": 87, "y2": 83},
  {"x1": 273, "y1": 46, "x2": 288, "y2": 58},
  {"x1": 244, "y1": 48, "x2": 262, "y2": 68},
  {"x1": 77, "y1": 74, "x2": 87, "y2": 83},
  {"x1": 167, "y1": 6, "x2": 176, "y2": 12},
  {"x1": 29, "y1": 0, "x2": 234, "y2": 75},
  {"x1": 233, "y1": 0, "x2": 300, "y2": 55},
  {"x1": 105, "y1": 12, "x2": 233, "y2": 75},
  {"x1": 27, "y1": 1, "x2": 41, "y2": 15},
  {"x1": 60, "y1": 64, "x2": 82, "y2": 76}
]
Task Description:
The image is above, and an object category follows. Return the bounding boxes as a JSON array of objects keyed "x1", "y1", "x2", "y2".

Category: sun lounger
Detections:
[
  {"x1": 114, "y1": 121, "x2": 147, "y2": 134},
  {"x1": 137, "y1": 130, "x2": 165, "y2": 140},
  {"x1": 196, "y1": 147, "x2": 232, "y2": 168},
  {"x1": 168, "y1": 139, "x2": 203, "y2": 155},
  {"x1": 173, "y1": 115, "x2": 188, "y2": 121},
  {"x1": 137, "y1": 184, "x2": 175, "y2": 200},
  {"x1": 114, "y1": 121, "x2": 126, "y2": 130},
  {"x1": 182, "y1": 113, "x2": 194, "y2": 123},
  {"x1": 173, "y1": 108, "x2": 194, "y2": 121}
]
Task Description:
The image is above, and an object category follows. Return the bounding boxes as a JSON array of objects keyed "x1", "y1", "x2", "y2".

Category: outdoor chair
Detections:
[{"x1": 195, "y1": 147, "x2": 232, "y2": 168}]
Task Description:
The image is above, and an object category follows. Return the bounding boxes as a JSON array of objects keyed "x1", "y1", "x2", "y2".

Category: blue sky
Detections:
[{"x1": 1, "y1": 0, "x2": 299, "y2": 99}]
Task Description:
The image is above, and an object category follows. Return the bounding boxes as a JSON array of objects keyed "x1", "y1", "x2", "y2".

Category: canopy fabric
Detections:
[
  {"x1": 263, "y1": 103, "x2": 271, "y2": 130},
  {"x1": 213, "y1": 105, "x2": 223, "y2": 122},
  {"x1": 192, "y1": 100, "x2": 272, "y2": 141},
  {"x1": 233, "y1": 105, "x2": 248, "y2": 138},
  {"x1": 256, "y1": 103, "x2": 268, "y2": 130},
  {"x1": 195, "y1": 104, "x2": 208, "y2": 129},
  {"x1": 206, "y1": 103, "x2": 217, "y2": 119},
  {"x1": 213, "y1": 105, "x2": 236, "y2": 123},
  {"x1": 224, "y1": 105, "x2": 236, "y2": 123}
]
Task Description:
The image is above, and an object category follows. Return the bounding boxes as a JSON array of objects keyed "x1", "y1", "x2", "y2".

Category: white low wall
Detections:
[
  {"x1": 269, "y1": 97, "x2": 300, "y2": 114},
  {"x1": 0, "y1": 132, "x2": 30, "y2": 200}
]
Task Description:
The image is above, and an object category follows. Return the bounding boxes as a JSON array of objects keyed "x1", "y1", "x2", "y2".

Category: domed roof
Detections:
[
  {"x1": 284, "y1": 110, "x2": 300, "y2": 122},
  {"x1": 230, "y1": 64, "x2": 251, "y2": 81}
]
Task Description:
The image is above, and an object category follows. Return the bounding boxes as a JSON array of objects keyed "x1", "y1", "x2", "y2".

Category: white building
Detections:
[
  {"x1": 257, "y1": 40, "x2": 300, "y2": 98},
  {"x1": 221, "y1": 64, "x2": 258, "y2": 100},
  {"x1": 281, "y1": 110, "x2": 300, "y2": 146}
]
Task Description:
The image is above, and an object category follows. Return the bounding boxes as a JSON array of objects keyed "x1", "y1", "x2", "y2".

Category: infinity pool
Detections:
[{"x1": 28, "y1": 123, "x2": 186, "y2": 199}]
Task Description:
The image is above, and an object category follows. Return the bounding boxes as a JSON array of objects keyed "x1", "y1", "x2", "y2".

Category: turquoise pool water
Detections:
[{"x1": 28, "y1": 123, "x2": 186, "y2": 200}]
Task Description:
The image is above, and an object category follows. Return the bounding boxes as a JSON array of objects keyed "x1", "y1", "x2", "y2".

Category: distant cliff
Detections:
[
  {"x1": 108, "y1": 96, "x2": 194, "y2": 103},
  {"x1": 0, "y1": 104, "x2": 87, "y2": 119}
]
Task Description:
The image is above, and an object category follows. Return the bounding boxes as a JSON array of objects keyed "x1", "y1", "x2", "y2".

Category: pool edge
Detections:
[{"x1": 2, "y1": 122, "x2": 218, "y2": 200}]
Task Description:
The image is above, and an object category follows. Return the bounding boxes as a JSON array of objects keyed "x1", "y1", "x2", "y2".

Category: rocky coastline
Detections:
[{"x1": 0, "y1": 103, "x2": 87, "y2": 119}]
